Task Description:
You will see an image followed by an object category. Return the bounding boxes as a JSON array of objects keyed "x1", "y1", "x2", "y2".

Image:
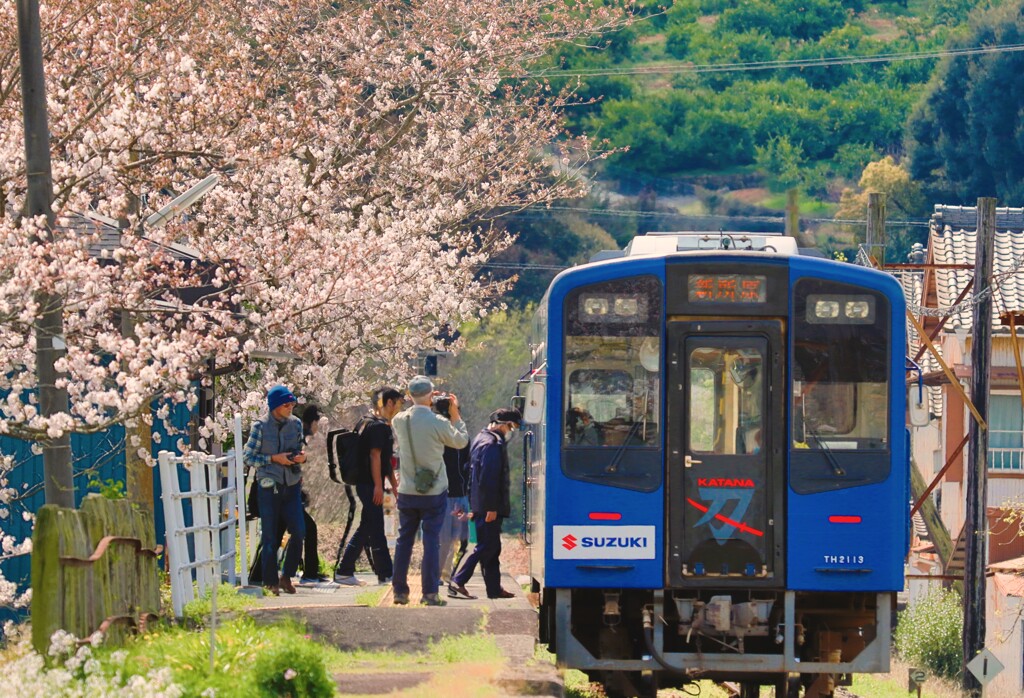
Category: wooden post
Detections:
[
  {"x1": 962, "y1": 197, "x2": 996, "y2": 697},
  {"x1": 867, "y1": 192, "x2": 886, "y2": 266},
  {"x1": 785, "y1": 188, "x2": 798, "y2": 237}
]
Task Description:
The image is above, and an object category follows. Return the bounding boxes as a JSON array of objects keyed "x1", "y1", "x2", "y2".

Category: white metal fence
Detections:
[{"x1": 156, "y1": 414, "x2": 250, "y2": 618}]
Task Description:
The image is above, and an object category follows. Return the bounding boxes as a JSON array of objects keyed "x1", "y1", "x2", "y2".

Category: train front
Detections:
[{"x1": 528, "y1": 235, "x2": 908, "y2": 698}]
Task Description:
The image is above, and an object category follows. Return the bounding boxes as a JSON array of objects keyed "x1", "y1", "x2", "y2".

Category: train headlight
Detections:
[
  {"x1": 614, "y1": 297, "x2": 639, "y2": 316},
  {"x1": 845, "y1": 300, "x2": 871, "y2": 319},
  {"x1": 582, "y1": 297, "x2": 609, "y2": 316},
  {"x1": 813, "y1": 299, "x2": 840, "y2": 319},
  {"x1": 580, "y1": 294, "x2": 645, "y2": 320},
  {"x1": 807, "y1": 294, "x2": 875, "y2": 324}
]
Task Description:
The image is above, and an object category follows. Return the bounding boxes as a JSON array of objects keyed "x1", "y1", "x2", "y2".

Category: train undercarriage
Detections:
[{"x1": 539, "y1": 587, "x2": 894, "y2": 698}]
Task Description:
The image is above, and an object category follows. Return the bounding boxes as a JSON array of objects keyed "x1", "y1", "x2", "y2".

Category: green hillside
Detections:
[{"x1": 492, "y1": 0, "x2": 1005, "y2": 305}]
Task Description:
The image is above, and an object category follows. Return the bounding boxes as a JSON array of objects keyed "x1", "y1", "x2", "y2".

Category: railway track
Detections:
[{"x1": 717, "y1": 682, "x2": 863, "y2": 697}]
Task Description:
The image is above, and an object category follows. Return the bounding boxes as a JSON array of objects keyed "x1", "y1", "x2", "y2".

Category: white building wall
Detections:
[{"x1": 986, "y1": 578, "x2": 1024, "y2": 697}]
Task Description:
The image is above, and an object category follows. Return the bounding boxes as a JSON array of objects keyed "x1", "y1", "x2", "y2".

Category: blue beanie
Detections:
[{"x1": 267, "y1": 385, "x2": 296, "y2": 412}]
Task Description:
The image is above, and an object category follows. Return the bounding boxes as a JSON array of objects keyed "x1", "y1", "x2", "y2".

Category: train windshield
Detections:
[
  {"x1": 561, "y1": 276, "x2": 662, "y2": 491},
  {"x1": 791, "y1": 278, "x2": 890, "y2": 452}
]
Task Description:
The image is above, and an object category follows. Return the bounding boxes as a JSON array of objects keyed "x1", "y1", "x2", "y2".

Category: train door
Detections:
[{"x1": 666, "y1": 321, "x2": 784, "y2": 587}]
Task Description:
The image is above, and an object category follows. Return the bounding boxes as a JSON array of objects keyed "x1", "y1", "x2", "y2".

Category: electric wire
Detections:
[{"x1": 518, "y1": 42, "x2": 1024, "y2": 79}]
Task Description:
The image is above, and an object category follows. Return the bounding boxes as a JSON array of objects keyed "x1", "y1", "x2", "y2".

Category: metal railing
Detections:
[{"x1": 989, "y1": 445, "x2": 1024, "y2": 472}]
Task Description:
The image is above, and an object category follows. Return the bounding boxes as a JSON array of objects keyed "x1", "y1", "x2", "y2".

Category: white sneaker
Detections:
[{"x1": 334, "y1": 574, "x2": 365, "y2": 586}]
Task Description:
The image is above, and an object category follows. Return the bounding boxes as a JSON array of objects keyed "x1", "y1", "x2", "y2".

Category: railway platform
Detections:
[{"x1": 247, "y1": 571, "x2": 561, "y2": 696}]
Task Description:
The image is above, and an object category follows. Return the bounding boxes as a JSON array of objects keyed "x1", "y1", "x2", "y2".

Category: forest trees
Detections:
[{"x1": 907, "y1": 0, "x2": 1024, "y2": 204}]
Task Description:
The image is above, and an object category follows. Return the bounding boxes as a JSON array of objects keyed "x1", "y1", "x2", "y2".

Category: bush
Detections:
[
  {"x1": 251, "y1": 643, "x2": 335, "y2": 698},
  {"x1": 894, "y1": 587, "x2": 963, "y2": 680}
]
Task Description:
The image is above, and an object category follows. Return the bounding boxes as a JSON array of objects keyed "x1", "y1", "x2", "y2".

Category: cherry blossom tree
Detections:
[{"x1": 0, "y1": 0, "x2": 630, "y2": 604}]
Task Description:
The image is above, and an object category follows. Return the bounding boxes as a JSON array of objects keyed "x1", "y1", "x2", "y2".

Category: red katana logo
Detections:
[{"x1": 562, "y1": 534, "x2": 578, "y2": 550}]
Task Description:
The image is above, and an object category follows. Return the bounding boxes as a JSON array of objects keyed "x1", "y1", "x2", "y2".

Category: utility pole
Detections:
[
  {"x1": 18, "y1": 0, "x2": 73, "y2": 507},
  {"x1": 962, "y1": 197, "x2": 996, "y2": 696},
  {"x1": 785, "y1": 188, "x2": 799, "y2": 238},
  {"x1": 866, "y1": 192, "x2": 886, "y2": 266}
]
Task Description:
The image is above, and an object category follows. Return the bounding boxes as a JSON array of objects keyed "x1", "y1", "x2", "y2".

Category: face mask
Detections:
[{"x1": 504, "y1": 428, "x2": 517, "y2": 443}]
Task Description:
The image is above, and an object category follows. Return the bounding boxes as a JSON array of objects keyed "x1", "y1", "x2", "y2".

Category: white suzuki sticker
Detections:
[{"x1": 552, "y1": 525, "x2": 657, "y2": 560}]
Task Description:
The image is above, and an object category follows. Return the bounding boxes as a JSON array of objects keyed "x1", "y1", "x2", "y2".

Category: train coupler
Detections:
[{"x1": 602, "y1": 592, "x2": 621, "y2": 626}]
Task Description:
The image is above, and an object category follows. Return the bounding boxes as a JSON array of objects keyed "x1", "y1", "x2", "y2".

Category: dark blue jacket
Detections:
[{"x1": 468, "y1": 428, "x2": 510, "y2": 518}]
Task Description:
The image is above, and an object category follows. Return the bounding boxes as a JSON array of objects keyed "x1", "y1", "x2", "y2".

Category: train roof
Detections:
[{"x1": 591, "y1": 232, "x2": 808, "y2": 262}]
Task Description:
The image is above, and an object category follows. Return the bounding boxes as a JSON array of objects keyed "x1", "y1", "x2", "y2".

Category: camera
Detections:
[{"x1": 431, "y1": 393, "x2": 452, "y2": 419}]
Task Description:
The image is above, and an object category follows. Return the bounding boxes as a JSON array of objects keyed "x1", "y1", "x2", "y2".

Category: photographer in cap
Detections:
[
  {"x1": 391, "y1": 375, "x2": 469, "y2": 606},
  {"x1": 449, "y1": 407, "x2": 521, "y2": 601},
  {"x1": 242, "y1": 385, "x2": 306, "y2": 595}
]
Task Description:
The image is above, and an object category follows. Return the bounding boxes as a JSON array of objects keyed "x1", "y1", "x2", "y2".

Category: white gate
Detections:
[{"x1": 157, "y1": 414, "x2": 249, "y2": 618}]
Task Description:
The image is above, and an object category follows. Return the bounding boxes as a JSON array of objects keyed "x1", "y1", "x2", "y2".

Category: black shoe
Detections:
[
  {"x1": 488, "y1": 588, "x2": 515, "y2": 599},
  {"x1": 448, "y1": 583, "x2": 477, "y2": 600}
]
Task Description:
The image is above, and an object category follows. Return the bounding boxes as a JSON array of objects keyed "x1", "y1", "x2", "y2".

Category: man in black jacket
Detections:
[
  {"x1": 335, "y1": 387, "x2": 404, "y2": 585},
  {"x1": 448, "y1": 408, "x2": 521, "y2": 600}
]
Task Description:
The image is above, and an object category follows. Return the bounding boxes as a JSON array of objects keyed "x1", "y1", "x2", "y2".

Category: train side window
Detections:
[
  {"x1": 790, "y1": 278, "x2": 891, "y2": 493},
  {"x1": 562, "y1": 276, "x2": 663, "y2": 491}
]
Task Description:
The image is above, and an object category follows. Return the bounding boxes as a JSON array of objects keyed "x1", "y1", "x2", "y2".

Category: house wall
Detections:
[{"x1": 987, "y1": 577, "x2": 1024, "y2": 696}]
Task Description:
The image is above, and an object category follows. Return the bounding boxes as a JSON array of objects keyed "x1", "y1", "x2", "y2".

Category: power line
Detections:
[
  {"x1": 518, "y1": 42, "x2": 1024, "y2": 79},
  {"x1": 508, "y1": 204, "x2": 931, "y2": 227}
]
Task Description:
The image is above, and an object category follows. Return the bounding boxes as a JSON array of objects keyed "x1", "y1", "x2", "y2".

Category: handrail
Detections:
[{"x1": 59, "y1": 536, "x2": 163, "y2": 566}]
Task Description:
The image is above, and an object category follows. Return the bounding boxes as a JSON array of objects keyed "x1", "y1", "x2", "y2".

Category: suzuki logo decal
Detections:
[{"x1": 552, "y1": 525, "x2": 656, "y2": 560}]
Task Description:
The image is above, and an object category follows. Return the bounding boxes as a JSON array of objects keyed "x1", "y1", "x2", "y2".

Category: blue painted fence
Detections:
[{"x1": 0, "y1": 403, "x2": 194, "y2": 625}]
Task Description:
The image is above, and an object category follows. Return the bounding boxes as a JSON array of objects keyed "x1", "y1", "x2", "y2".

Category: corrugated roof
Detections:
[
  {"x1": 63, "y1": 212, "x2": 201, "y2": 261},
  {"x1": 929, "y1": 205, "x2": 1024, "y2": 332},
  {"x1": 897, "y1": 267, "x2": 944, "y2": 417}
]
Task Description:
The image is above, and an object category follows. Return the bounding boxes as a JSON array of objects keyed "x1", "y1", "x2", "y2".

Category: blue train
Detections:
[{"x1": 520, "y1": 232, "x2": 909, "y2": 698}]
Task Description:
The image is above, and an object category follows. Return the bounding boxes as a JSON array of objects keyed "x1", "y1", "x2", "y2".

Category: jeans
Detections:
[
  {"x1": 437, "y1": 495, "x2": 469, "y2": 584},
  {"x1": 392, "y1": 491, "x2": 447, "y2": 596},
  {"x1": 257, "y1": 481, "x2": 305, "y2": 585},
  {"x1": 453, "y1": 515, "x2": 503, "y2": 597},
  {"x1": 337, "y1": 483, "x2": 393, "y2": 578},
  {"x1": 285, "y1": 510, "x2": 319, "y2": 577}
]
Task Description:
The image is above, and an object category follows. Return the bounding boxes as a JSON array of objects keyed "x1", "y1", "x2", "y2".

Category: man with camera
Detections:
[
  {"x1": 242, "y1": 385, "x2": 307, "y2": 596},
  {"x1": 391, "y1": 375, "x2": 469, "y2": 606}
]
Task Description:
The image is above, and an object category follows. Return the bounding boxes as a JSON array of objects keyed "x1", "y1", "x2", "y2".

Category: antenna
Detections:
[{"x1": 145, "y1": 174, "x2": 220, "y2": 230}]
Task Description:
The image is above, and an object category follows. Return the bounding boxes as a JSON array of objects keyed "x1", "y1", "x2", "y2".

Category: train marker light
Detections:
[
  {"x1": 589, "y1": 512, "x2": 622, "y2": 521},
  {"x1": 828, "y1": 515, "x2": 862, "y2": 524}
]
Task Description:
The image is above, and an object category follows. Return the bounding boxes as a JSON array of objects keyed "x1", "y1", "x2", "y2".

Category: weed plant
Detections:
[
  {"x1": 96, "y1": 616, "x2": 334, "y2": 696},
  {"x1": 894, "y1": 587, "x2": 964, "y2": 680}
]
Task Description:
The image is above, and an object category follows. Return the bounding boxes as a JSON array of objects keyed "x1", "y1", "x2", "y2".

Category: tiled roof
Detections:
[{"x1": 929, "y1": 205, "x2": 1024, "y2": 332}]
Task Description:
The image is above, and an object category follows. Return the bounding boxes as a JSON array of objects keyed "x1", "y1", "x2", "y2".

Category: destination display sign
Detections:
[{"x1": 688, "y1": 274, "x2": 768, "y2": 303}]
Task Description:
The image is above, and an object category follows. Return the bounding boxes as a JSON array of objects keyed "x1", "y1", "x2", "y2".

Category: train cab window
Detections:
[
  {"x1": 562, "y1": 276, "x2": 662, "y2": 491},
  {"x1": 689, "y1": 347, "x2": 764, "y2": 455},
  {"x1": 790, "y1": 278, "x2": 891, "y2": 493}
]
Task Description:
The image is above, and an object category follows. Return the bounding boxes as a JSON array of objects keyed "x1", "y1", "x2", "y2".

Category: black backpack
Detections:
[{"x1": 326, "y1": 417, "x2": 371, "y2": 485}]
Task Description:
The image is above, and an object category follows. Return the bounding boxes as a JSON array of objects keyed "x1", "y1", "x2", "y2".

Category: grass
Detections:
[
  {"x1": 354, "y1": 587, "x2": 388, "y2": 607},
  {"x1": 90, "y1": 615, "x2": 331, "y2": 697},
  {"x1": 181, "y1": 583, "x2": 260, "y2": 626},
  {"x1": 760, "y1": 191, "x2": 835, "y2": 215},
  {"x1": 326, "y1": 633, "x2": 502, "y2": 672}
]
